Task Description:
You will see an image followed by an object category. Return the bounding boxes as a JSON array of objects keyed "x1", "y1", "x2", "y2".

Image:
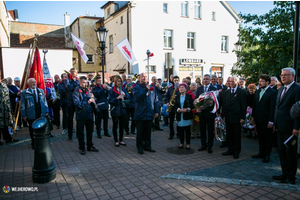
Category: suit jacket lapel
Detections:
[
  {"x1": 279, "y1": 83, "x2": 296, "y2": 105},
  {"x1": 258, "y1": 87, "x2": 269, "y2": 103},
  {"x1": 230, "y1": 89, "x2": 238, "y2": 103}
]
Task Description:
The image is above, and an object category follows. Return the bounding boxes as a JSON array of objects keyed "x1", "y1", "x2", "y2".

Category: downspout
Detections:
[
  {"x1": 127, "y1": 3, "x2": 130, "y2": 74},
  {"x1": 78, "y1": 18, "x2": 82, "y2": 72}
]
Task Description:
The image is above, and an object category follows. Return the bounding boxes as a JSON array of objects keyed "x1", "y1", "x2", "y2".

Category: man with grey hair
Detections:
[
  {"x1": 21, "y1": 78, "x2": 49, "y2": 149},
  {"x1": 269, "y1": 76, "x2": 278, "y2": 91},
  {"x1": 196, "y1": 74, "x2": 219, "y2": 153},
  {"x1": 222, "y1": 76, "x2": 247, "y2": 159},
  {"x1": 273, "y1": 67, "x2": 300, "y2": 184},
  {"x1": 210, "y1": 74, "x2": 222, "y2": 90},
  {"x1": 239, "y1": 77, "x2": 248, "y2": 91}
]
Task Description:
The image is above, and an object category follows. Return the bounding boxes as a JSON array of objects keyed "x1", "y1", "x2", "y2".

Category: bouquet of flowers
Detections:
[
  {"x1": 193, "y1": 91, "x2": 219, "y2": 113},
  {"x1": 241, "y1": 107, "x2": 254, "y2": 129},
  {"x1": 214, "y1": 116, "x2": 226, "y2": 142}
]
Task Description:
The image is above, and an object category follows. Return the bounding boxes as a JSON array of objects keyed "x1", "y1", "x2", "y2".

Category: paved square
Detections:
[{"x1": 0, "y1": 118, "x2": 299, "y2": 199}]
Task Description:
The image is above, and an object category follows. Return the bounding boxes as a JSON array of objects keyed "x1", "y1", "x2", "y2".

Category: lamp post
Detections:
[
  {"x1": 95, "y1": 26, "x2": 108, "y2": 84},
  {"x1": 146, "y1": 49, "x2": 151, "y2": 83}
]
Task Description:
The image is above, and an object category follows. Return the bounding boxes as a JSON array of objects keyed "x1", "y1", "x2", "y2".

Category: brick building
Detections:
[{"x1": 10, "y1": 21, "x2": 67, "y2": 48}]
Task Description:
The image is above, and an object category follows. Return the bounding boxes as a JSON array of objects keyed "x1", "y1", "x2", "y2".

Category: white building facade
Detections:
[{"x1": 102, "y1": 1, "x2": 241, "y2": 82}]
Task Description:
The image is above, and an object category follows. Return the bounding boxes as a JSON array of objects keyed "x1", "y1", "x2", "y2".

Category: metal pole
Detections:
[
  {"x1": 294, "y1": 1, "x2": 300, "y2": 82},
  {"x1": 101, "y1": 45, "x2": 105, "y2": 84}
]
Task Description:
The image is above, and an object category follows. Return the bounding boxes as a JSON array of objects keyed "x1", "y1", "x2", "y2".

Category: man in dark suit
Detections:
[
  {"x1": 218, "y1": 77, "x2": 227, "y2": 90},
  {"x1": 210, "y1": 74, "x2": 222, "y2": 90},
  {"x1": 239, "y1": 77, "x2": 248, "y2": 91},
  {"x1": 273, "y1": 68, "x2": 300, "y2": 184},
  {"x1": 269, "y1": 76, "x2": 278, "y2": 91},
  {"x1": 166, "y1": 76, "x2": 180, "y2": 140},
  {"x1": 251, "y1": 74, "x2": 276, "y2": 163},
  {"x1": 222, "y1": 77, "x2": 247, "y2": 159},
  {"x1": 196, "y1": 74, "x2": 218, "y2": 153}
]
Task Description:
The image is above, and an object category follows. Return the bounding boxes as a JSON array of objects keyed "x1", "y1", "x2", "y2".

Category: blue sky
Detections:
[{"x1": 5, "y1": 1, "x2": 275, "y2": 25}]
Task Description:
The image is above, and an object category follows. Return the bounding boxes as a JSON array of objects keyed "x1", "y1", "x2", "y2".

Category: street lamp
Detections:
[
  {"x1": 95, "y1": 26, "x2": 108, "y2": 84},
  {"x1": 234, "y1": 40, "x2": 242, "y2": 54}
]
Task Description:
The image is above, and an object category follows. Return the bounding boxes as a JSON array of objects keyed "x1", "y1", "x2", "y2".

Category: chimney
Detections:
[
  {"x1": 64, "y1": 12, "x2": 70, "y2": 26},
  {"x1": 14, "y1": 9, "x2": 19, "y2": 21}
]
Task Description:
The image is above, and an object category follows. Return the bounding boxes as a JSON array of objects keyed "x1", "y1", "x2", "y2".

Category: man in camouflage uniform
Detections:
[{"x1": 0, "y1": 80, "x2": 19, "y2": 144}]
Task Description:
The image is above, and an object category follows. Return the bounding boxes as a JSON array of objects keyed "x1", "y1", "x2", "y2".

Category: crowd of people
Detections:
[{"x1": 0, "y1": 67, "x2": 299, "y2": 184}]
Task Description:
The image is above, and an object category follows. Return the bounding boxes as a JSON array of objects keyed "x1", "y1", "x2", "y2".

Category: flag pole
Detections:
[{"x1": 12, "y1": 34, "x2": 39, "y2": 141}]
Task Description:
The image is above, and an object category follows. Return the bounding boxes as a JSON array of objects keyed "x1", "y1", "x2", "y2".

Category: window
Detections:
[
  {"x1": 194, "y1": 1, "x2": 201, "y2": 19},
  {"x1": 145, "y1": 65, "x2": 156, "y2": 73},
  {"x1": 163, "y1": 3, "x2": 168, "y2": 13},
  {"x1": 212, "y1": 11, "x2": 216, "y2": 21},
  {"x1": 187, "y1": 32, "x2": 195, "y2": 50},
  {"x1": 120, "y1": 16, "x2": 123, "y2": 24},
  {"x1": 181, "y1": 1, "x2": 188, "y2": 17},
  {"x1": 109, "y1": 35, "x2": 113, "y2": 53},
  {"x1": 107, "y1": 8, "x2": 111, "y2": 18},
  {"x1": 163, "y1": 30, "x2": 173, "y2": 48},
  {"x1": 221, "y1": 36, "x2": 228, "y2": 52},
  {"x1": 86, "y1": 54, "x2": 93, "y2": 63}
]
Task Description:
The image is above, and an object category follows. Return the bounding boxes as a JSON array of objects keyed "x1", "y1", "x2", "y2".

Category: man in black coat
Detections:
[
  {"x1": 269, "y1": 76, "x2": 278, "y2": 91},
  {"x1": 166, "y1": 76, "x2": 180, "y2": 140},
  {"x1": 222, "y1": 77, "x2": 247, "y2": 159},
  {"x1": 273, "y1": 68, "x2": 300, "y2": 184},
  {"x1": 196, "y1": 74, "x2": 218, "y2": 153},
  {"x1": 251, "y1": 74, "x2": 277, "y2": 163}
]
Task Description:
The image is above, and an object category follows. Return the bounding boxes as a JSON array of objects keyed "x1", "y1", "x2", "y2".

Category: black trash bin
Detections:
[{"x1": 32, "y1": 117, "x2": 56, "y2": 183}]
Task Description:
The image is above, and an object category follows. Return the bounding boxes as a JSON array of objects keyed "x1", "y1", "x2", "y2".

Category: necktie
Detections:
[
  {"x1": 204, "y1": 86, "x2": 207, "y2": 93},
  {"x1": 231, "y1": 89, "x2": 234, "y2": 99},
  {"x1": 33, "y1": 89, "x2": 37, "y2": 102},
  {"x1": 280, "y1": 86, "x2": 287, "y2": 101},
  {"x1": 259, "y1": 89, "x2": 264, "y2": 101}
]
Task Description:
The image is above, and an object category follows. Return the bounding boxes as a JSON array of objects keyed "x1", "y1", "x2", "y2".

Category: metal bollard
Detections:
[{"x1": 32, "y1": 117, "x2": 56, "y2": 183}]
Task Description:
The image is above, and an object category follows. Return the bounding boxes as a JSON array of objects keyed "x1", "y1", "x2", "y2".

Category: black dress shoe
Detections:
[
  {"x1": 252, "y1": 153, "x2": 264, "y2": 158},
  {"x1": 222, "y1": 150, "x2": 234, "y2": 156},
  {"x1": 168, "y1": 135, "x2": 174, "y2": 140},
  {"x1": 130, "y1": 132, "x2": 136, "y2": 135},
  {"x1": 138, "y1": 150, "x2": 144, "y2": 154},
  {"x1": 280, "y1": 179, "x2": 296, "y2": 184},
  {"x1": 80, "y1": 149, "x2": 86, "y2": 155},
  {"x1": 97, "y1": 135, "x2": 102, "y2": 139},
  {"x1": 104, "y1": 133, "x2": 111, "y2": 137},
  {"x1": 144, "y1": 148, "x2": 155, "y2": 152},
  {"x1": 272, "y1": 175, "x2": 286, "y2": 181},
  {"x1": 178, "y1": 145, "x2": 184, "y2": 149},
  {"x1": 155, "y1": 128, "x2": 163, "y2": 131},
  {"x1": 50, "y1": 134, "x2": 54, "y2": 137},
  {"x1": 125, "y1": 132, "x2": 129, "y2": 135},
  {"x1": 87, "y1": 147, "x2": 99, "y2": 152},
  {"x1": 220, "y1": 144, "x2": 227, "y2": 148},
  {"x1": 68, "y1": 137, "x2": 73, "y2": 142},
  {"x1": 198, "y1": 146, "x2": 207, "y2": 151},
  {"x1": 176, "y1": 134, "x2": 179, "y2": 138},
  {"x1": 234, "y1": 154, "x2": 239, "y2": 159},
  {"x1": 208, "y1": 148, "x2": 213, "y2": 153},
  {"x1": 263, "y1": 156, "x2": 270, "y2": 163},
  {"x1": 246, "y1": 134, "x2": 252, "y2": 138}
]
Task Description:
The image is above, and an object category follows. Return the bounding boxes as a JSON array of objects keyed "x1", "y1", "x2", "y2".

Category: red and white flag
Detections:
[
  {"x1": 117, "y1": 38, "x2": 136, "y2": 64},
  {"x1": 70, "y1": 32, "x2": 89, "y2": 63},
  {"x1": 43, "y1": 57, "x2": 57, "y2": 102}
]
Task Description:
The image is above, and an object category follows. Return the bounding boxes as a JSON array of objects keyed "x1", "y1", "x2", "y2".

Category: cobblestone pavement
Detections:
[{"x1": 0, "y1": 118, "x2": 299, "y2": 199}]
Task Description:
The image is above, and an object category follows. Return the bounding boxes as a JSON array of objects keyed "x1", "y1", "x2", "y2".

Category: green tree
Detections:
[{"x1": 232, "y1": 1, "x2": 297, "y2": 84}]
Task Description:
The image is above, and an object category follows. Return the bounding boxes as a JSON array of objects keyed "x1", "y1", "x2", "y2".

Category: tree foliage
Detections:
[{"x1": 232, "y1": 1, "x2": 297, "y2": 84}]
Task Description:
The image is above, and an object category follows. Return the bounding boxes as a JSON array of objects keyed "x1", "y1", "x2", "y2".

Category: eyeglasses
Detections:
[{"x1": 280, "y1": 74, "x2": 291, "y2": 77}]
